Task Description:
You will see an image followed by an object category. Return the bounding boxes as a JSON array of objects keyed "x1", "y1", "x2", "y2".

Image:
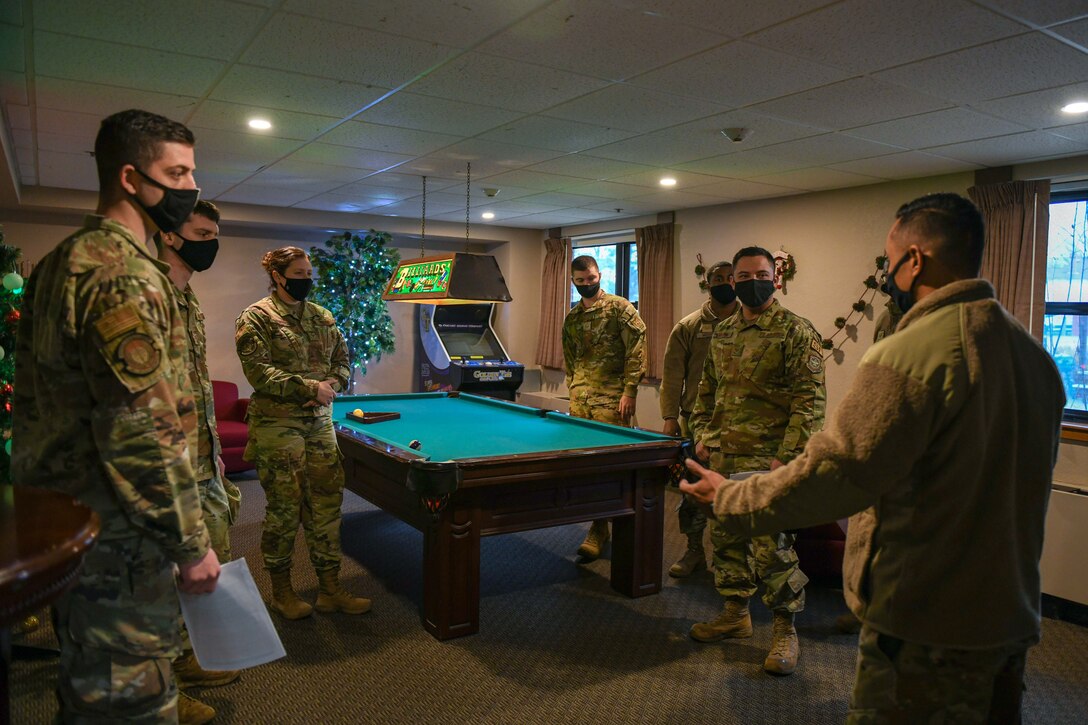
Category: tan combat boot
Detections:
[
  {"x1": 315, "y1": 569, "x2": 372, "y2": 615},
  {"x1": 764, "y1": 611, "x2": 800, "y2": 675},
  {"x1": 668, "y1": 536, "x2": 707, "y2": 578},
  {"x1": 177, "y1": 691, "x2": 215, "y2": 725},
  {"x1": 835, "y1": 610, "x2": 862, "y2": 634},
  {"x1": 268, "y1": 568, "x2": 313, "y2": 620},
  {"x1": 173, "y1": 651, "x2": 240, "y2": 689},
  {"x1": 689, "y1": 597, "x2": 753, "y2": 642},
  {"x1": 576, "y1": 520, "x2": 610, "y2": 561}
]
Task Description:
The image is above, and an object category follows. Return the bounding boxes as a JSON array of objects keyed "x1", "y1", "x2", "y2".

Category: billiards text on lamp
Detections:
[{"x1": 381, "y1": 253, "x2": 513, "y2": 305}]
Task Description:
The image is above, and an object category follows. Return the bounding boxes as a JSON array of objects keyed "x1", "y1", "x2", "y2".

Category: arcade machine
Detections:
[{"x1": 417, "y1": 303, "x2": 524, "y2": 401}]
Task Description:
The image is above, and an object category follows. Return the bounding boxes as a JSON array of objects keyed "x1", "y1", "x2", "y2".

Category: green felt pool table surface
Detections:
[{"x1": 332, "y1": 392, "x2": 672, "y2": 462}]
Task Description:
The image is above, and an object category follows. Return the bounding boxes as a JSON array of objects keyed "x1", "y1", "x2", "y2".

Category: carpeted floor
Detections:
[{"x1": 11, "y1": 474, "x2": 1088, "y2": 723}]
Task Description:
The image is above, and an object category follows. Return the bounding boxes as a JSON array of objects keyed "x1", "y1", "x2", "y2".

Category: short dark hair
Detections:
[
  {"x1": 94, "y1": 109, "x2": 195, "y2": 190},
  {"x1": 894, "y1": 193, "x2": 985, "y2": 277},
  {"x1": 192, "y1": 199, "x2": 220, "y2": 224},
  {"x1": 732, "y1": 246, "x2": 775, "y2": 270},
  {"x1": 571, "y1": 254, "x2": 598, "y2": 273},
  {"x1": 707, "y1": 260, "x2": 732, "y2": 278}
]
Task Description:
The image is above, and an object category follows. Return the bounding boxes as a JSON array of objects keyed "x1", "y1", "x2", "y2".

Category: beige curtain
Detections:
[
  {"x1": 968, "y1": 180, "x2": 1050, "y2": 340},
  {"x1": 535, "y1": 237, "x2": 570, "y2": 369},
  {"x1": 636, "y1": 222, "x2": 674, "y2": 382}
]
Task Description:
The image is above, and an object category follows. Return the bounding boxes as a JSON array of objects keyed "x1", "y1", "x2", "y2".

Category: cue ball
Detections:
[
  {"x1": 353, "y1": 408, "x2": 364, "y2": 416},
  {"x1": 409, "y1": 440, "x2": 422, "y2": 450}
]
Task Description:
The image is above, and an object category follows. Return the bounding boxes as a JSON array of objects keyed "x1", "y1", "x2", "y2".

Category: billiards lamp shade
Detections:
[{"x1": 382, "y1": 252, "x2": 513, "y2": 305}]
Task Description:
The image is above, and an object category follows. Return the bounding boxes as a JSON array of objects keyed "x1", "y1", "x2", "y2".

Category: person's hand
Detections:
[
  {"x1": 662, "y1": 418, "x2": 681, "y2": 437},
  {"x1": 315, "y1": 380, "x2": 336, "y2": 406},
  {"x1": 695, "y1": 441, "x2": 710, "y2": 462},
  {"x1": 618, "y1": 394, "x2": 636, "y2": 420},
  {"x1": 178, "y1": 548, "x2": 221, "y2": 594},
  {"x1": 216, "y1": 455, "x2": 226, "y2": 479},
  {"x1": 678, "y1": 458, "x2": 727, "y2": 505},
  {"x1": 770, "y1": 458, "x2": 785, "y2": 471}
]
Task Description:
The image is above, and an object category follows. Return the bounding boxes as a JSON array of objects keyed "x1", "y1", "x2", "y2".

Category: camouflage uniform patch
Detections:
[{"x1": 13, "y1": 215, "x2": 207, "y2": 721}]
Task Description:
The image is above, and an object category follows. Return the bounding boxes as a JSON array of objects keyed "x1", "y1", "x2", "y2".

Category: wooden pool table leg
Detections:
[
  {"x1": 421, "y1": 505, "x2": 480, "y2": 640},
  {"x1": 610, "y1": 469, "x2": 665, "y2": 598}
]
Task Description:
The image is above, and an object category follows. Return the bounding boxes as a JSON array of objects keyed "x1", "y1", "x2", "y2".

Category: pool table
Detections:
[{"x1": 332, "y1": 392, "x2": 683, "y2": 640}]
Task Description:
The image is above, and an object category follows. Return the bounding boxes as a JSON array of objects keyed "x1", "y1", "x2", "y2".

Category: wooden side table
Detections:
[{"x1": 0, "y1": 485, "x2": 100, "y2": 721}]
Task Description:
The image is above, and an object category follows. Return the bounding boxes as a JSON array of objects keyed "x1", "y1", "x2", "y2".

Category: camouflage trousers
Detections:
[
  {"x1": 247, "y1": 414, "x2": 345, "y2": 573},
  {"x1": 676, "y1": 415, "x2": 706, "y2": 538},
  {"x1": 708, "y1": 452, "x2": 807, "y2": 612},
  {"x1": 848, "y1": 624, "x2": 1029, "y2": 723},
  {"x1": 568, "y1": 390, "x2": 626, "y2": 426},
  {"x1": 52, "y1": 536, "x2": 182, "y2": 722},
  {"x1": 179, "y1": 474, "x2": 240, "y2": 652}
]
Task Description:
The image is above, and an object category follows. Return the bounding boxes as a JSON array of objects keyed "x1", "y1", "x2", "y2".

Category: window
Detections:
[
  {"x1": 1046, "y1": 192, "x2": 1088, "y2": 421},
  {"x1": 570, "y1": 231, "x2": 638, "y2": 308}
]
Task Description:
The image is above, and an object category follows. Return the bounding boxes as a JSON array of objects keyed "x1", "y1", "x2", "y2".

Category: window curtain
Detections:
[
  {"x1": 968, "y1": 180, "x2": 1050, "y2": 340},
  {"x1": 635, "y1": 222, "x2": 674, "y2": 382},
  {"x1": 535, "y1": 237, "x2": 570, "y2": 369}
]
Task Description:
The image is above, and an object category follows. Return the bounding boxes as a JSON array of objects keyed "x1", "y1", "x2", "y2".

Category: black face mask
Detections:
[
  {"x1": 735, "y1": 279, "x2": 776, "y2": 309},
  {"x1": 575, "y1": 282, "x2": 600, "y2": 299},
  {"x1": 709, "y1": 282, "x2": 736, "y2": 306},
  {"x1": 173, "y1": 235, "x2": 219, "y2": 272},
  {"x1": 881, "y1": 252, "x2": 916, "y2": 313},
  {"x1": 131, "y1": 167, "x2": 200, "y2": 233},
  {"x1": 281, "y1": 277, "x2": 314, "y2": 302}
]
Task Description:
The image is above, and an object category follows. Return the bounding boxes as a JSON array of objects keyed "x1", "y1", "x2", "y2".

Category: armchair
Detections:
[{"x1": 212, "y1": 380, "x2": 254, "y2": 475}]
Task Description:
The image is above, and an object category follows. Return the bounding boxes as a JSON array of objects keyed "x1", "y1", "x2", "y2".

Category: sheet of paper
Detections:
[{"x1": 178, "y1": 558, "x2": 286, "y2": 671}]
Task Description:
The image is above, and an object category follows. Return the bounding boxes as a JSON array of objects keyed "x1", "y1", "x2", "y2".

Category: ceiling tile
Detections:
[
  {"x1": 0, "y1": 22, "x2": 24, "y2": 73},
  {"x1": 748, "y1": 167, "x2": 885, "y2": 190},
  {"x1": 289, "y1": 142, "x2": 411, "y2": 171},
  {"x1": 1, "y1": 69, "x2": 28, "y2": 105},
  {"x1": 11, "y1": 126, "x2": 31, "y2": 146},
  {"x1": 527, "y1": 156, "x2": 656, "y2": 181},
  {"x1": 350, "y1": 171, "x2": 461, "y2": 192},
  {"x1": 356, "y1": 93, "x2": 522, "y2": 136},
  {"x1": 474, "y1": 198, "x2": 568, "y2": 214},
  {"x1": 685, "y1": 178, "x2": 805, "y2": 199},
  {"x1": 411, "y1": 139, "x2": 563, "y2": 178},
  {"x1": 217, "y1": 183, "x2": 327, "y2": 207},
  {"x1": 924, "y1": 131, "x2": 1087, "y2": 165},
  {"x1": 33, "y1": 77, "x2": 198, "y2": 119},
  {"x1": 38, "y1": 149, "x2": 97, "y2": 189},
  {"x1": 0, "y1": 2, "x2": 21, "y2": 24},
  {"x1": 241, "y1": 12, "x2": 454, "y2": 88},
  {"x1": 751, "y1": 77, "x2": 952, "y2": 129},
  {"x1": 846, "y1": 107, "x2": 1030, "y2": 148},
  {"x1": 36, "y1": 131, "x2": 92, "y2": 155},
  {"x1": 678, "y1": 148, "x2": 813, "y2": 178},
  {"x1": 608, "y1": 168, "x2": 727, "y2": 189},
  {"x1": 33, "y1": 0, "x2": 266, "y2": 60},
  {"x1": 873, "y1": 32, "x2": 1088, "y2": 103},
  {"x1": 516, "y1": 191, "x2": 612, "y2": 207},
  {"x1": 293, "y1": 192, "x2": 394, "y2": 214},
  {"x1": 211, "y1": 65, "x2": 389, "y2": 118},
  {"x1": 283, "y1": 0, "x2": 552, "y2": 48},
  {"x1": 612, "y1": 0, "x2": 839, "y2": 37},
  {"x1": 479, "y1": 116, "x2": 636, "y2": 152},
  {"x1": 34, "y1": 107, "x2": 101, "y2": 138},
  {"x1": 254, "y1": 158, "x2": 369, "y2": 188},
  {"x1": 477, "y1": 0, "x2": 729, "y2": 81},
  {"x1": 337, "y1": 181, "x2": 426, "y2": 202},
  {"x1": 477, "y1": 169, "x2": 587, "y2": 191},
  {"x1": 972, "y1": 81, "x2": 1088, "y2": 129},
  {"x1": 578, "y1": 198, "x2": 667, "y2": 215},
  {"x1": 628, "y1": 40, "x2": 849, "y2": 108},
  {"x1": 562, "y1": 179, "x2": 670, "y2": 198},
  {"x1": 188, "y1": 101, "x2": 339, "y2": 141},
  {"x1": 320, "y1": 120, "x2": 462, "y2": 156},
  {"x1": 973, "y1": 0, "x2": 1088, "y2": 26},
  {"x1": 408, "y1": 52, "x2": 610, "y2": 113},
  {"x1": 544, "y1": 84, "x2": 730, "y2": 134},
  {"x1": 187, "y1": 127, "x2": 300, "y2": 160},
  {"x1": 748, "y1": 0, "x2": 1024, "y2": 74},
  {"x1": 1051, "y1": 17, "x2": 1088, "y2": 45},
  {"x1": 1047, "y1": 122, "x2": 1088, "y2": 144},
  {"x1": 757, "y1": 133, "x2": 906, "y2": 166},
  {"x1": 828, "y1": 151, "x2": 980, "y2": 179},
  {"x1": 622, "y1": 189, "x2": 728, "y2": 210},
  {"x1": 33, "y1": 31, "x2": 225, "y2": 97}
]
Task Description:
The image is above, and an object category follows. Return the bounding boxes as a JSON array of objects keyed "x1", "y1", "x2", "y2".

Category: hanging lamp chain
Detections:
[
  {"x1": 465, "y1": 162, "x2": 471, "y2": 249},
  {"x1": 420, "y1": 175, "x2": 427, "y2": 257}
]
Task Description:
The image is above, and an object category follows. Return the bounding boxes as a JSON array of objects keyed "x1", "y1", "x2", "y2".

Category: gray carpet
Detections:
[{"x1": 11, "y1": 474, "x2": 1088, "y2": 724}]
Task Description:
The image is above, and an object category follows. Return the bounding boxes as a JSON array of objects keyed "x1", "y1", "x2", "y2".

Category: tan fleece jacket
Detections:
[{"x1": 711, "y1": 279, "x2": 1065, "y2": 649}]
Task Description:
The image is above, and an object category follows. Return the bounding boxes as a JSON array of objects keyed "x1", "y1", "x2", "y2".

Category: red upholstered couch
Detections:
[
  {"x1": 213, "y1": 380, "x2": 253, "y2": 475},
  {"x1": 793, "y1": 519, "x2": 847, "y2": 582}
]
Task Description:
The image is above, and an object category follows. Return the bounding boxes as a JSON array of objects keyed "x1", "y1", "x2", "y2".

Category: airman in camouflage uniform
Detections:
[
  {"x1": 689, "y1": 246, "x2": 825, "y2": 676},
  {"x1": 660, "y1": 261, "x2": 737, "y2": 577},
  {"x1": 563, "y1": 255, "x2": 646, "y2": 560},
  {"x1": 236, "y1": 246, "x2": 370, "y2": 620},
  {"x1": 12, "y1": 109, "x2": 219, "y2": 723},
  {"x1": 157, "y1": 200, "x2": 243, "y2": 697}
]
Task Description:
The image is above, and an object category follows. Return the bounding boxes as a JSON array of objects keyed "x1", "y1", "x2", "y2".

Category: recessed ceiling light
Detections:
[
  {"x1": 660, "y1": 177, "x2": 677, "y2": 187},
  {"x1": 482, "y1": 212, "x2": 495, "y2": 220},
  {"x1": 248, "y1": 118, "x2": 272, "y2": 130},
  {"x1": 1061, "y1": 101, "x2": 1088, "y2": 114}
]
